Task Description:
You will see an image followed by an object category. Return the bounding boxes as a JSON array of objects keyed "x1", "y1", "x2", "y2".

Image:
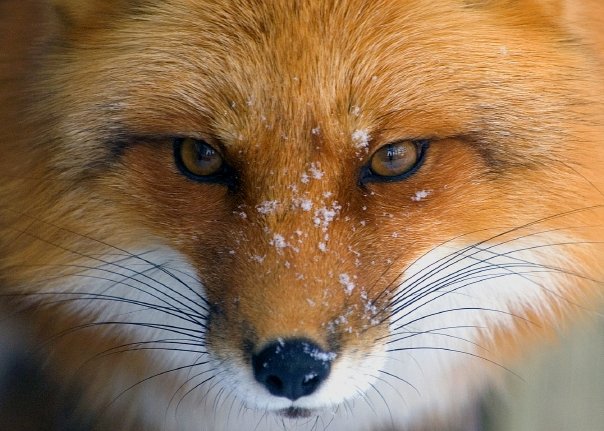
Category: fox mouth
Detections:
[{"x1": 278, "y1": 406, "x2": 314, "y2": 419}]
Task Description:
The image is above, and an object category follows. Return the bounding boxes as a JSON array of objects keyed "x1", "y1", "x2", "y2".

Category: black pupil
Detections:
[
  {"x1": 196, "y1": 142, "x2": 216, "y2": 162},
  {"x1": 387, "y1": 144, "x2": 408, "y2": 164},
  {"x1": 387, "y1": 145, "x2": 396, "y2": 162}
]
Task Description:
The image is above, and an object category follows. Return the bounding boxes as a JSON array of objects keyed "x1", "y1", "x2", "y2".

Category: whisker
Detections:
[
  {"x1": 352, "y1": 382, "x2": 378, "y2": 416},
  {"x1": 42, "y1": 320, "x2": 205, "y2": 351},
  {"x1": 391, "y1": 306, "x2": 536, "y2": 334},
  {"x1": 391, "y1": 223, "x2": 603, "y2": 306},
  {"x1": 390, "y1": 265, "x2": 548, "y2": 319},
  {"x1": 99, "y1": 361, "x2": 211, "y2": 421},
  {"x1": 5, "y1": 264, "x2": 207, "y2": 322},
  {"x1": 5, "y1": 213, "x2": 210, "y2": 311},
  {"x1": 386, "y1": 346, "x2": 522, "y2": 380},
  {"x1": 82, "y1": 338, "x2": 206, "y2": 367},
  {"x1": 374, "y1": 369, "x2": 420, "y2": 398},
  {"x1": 169, "y1": 367, "x2": 220, "y2": 416},
  {"x1": 175, "y1": 372, "x2": 221, "y2": 417},
  {"x1": 379, "y1": 325, "x2": 490, "y2": 352},
  {"x1": 5, "y1": 288, "x2": 205, "y2": 330},
  {"x1": 381, "y1": 206, "x2": 603, "y2": 309},
  {"x1": 389, "y1": 238, "x2": 604, "y2": 325}
]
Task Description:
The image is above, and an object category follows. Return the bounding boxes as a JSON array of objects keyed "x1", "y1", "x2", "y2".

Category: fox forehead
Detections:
[
  {"x1": 107, "y1": 2, "x2": 469, "y2": 133},
  {"x1": 49, "y1": 0, "x2": 586, "y2": 180}
]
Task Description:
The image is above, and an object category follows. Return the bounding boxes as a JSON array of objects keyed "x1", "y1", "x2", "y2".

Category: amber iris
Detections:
[
  {"x1": 370, "y1": 141, "x2": 419, "y2": 177},
  {"x1": 176, "y1": 138, "x2": 224, "y2": 178}
]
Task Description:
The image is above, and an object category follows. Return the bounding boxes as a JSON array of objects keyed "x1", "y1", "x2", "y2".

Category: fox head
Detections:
[{"x1": 1, "y1": 0, "x2": 603, "y2": 429}]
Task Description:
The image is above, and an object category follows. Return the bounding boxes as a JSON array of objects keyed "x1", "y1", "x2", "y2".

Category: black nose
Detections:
[{"x1": 252, "y1": 338, "x2": 334, "y2": 401}]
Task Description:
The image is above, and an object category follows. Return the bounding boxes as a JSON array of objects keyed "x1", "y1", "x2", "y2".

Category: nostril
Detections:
[{"x1": 252, "y1": 338, "x2": 335, "y2": 401}]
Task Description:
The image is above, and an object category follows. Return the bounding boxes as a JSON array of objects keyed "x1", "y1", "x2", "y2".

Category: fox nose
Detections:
[{"x1": 252, "y1": 338, "x2": 334, "y2": 401}]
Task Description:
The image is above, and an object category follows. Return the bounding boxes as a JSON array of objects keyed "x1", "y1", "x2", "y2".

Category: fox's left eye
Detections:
[
  {"x1": 363, "y1": 140, "x2": 429, "y2": 183},
  {"x1": 174, "y1": 138, "x2": 227, "y2": 181}
]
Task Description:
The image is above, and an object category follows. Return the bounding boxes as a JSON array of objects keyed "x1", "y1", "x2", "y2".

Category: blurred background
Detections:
[{"x1": 484, "y1": 315, "x2": 604, "y2": 431}]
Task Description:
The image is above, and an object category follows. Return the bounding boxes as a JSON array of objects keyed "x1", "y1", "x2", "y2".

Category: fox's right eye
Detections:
[
  {"x1": 359, "y1": 140, "x2": 429, "y2": 185},
  {"x1": 173, "y1": 138, "x2": 227, "y2": 182}
]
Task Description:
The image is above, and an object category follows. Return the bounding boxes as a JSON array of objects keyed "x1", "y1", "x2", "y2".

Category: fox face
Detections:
[{"x1": 1, "y1": 1, "x2": 603, "y2": 430}]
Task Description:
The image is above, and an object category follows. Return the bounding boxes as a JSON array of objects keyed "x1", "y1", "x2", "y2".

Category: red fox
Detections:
[{"x1": 1, "y1": 1, "x2": 603, "y2": 430}]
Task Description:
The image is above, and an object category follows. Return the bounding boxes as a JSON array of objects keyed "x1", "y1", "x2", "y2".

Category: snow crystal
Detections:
[
  {"x1": 300, "y1": 199, "x2": 313, "y2": 211},
  {"x1": 351, "y1": 105, "x2": 361, "y2": 117},
  {"x1": 257, "y1": 200, "x2": 279, "y2": 214},
  {"x1": 313, "y1": 202, "x2": 341, "y2": 231},
  {"x1": 339, "y1": 273, "x2": 356, "y2": 294},
  {"x1": 308, "y1": 162, "x2": 324, "y2": 180},
  {"x1": 275, "y1": 338, "x2": 285, "y2": 355},
  {"x1": 270, "y1": 234, "x2": 287, "y2": 249},
  {"x1": 327, "y1": 314, "x2": 352, "y2": 333},
  {"x1": 351, "y1": 129, "x2": 370, "y2": 149},
  {"x1": 364, "y1": 300, "x2": 378, "y2": 317},
  {"x1": 311, "y1": 126, "x2": 321, "y2": 135},
  {"x1": 411, "y1": 190, "x2": 432, "y2": 202},
  {"x1": 303, "y1": 343, "x2": 337, "y2": 362},
  {"x1": 303, "y1": 372, "x2": 318, "y2": 383},
  {"x1": 293, "y1": 197, "x2": 313, "y2": 212}
]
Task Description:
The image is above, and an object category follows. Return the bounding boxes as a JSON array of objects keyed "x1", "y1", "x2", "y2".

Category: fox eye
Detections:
[
  {"x1": 364, "y1": 140, "x2": 429, "y2": 182},
  {"x1": 174, "y1": 138, "x2": 226, "y2": 180}
]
